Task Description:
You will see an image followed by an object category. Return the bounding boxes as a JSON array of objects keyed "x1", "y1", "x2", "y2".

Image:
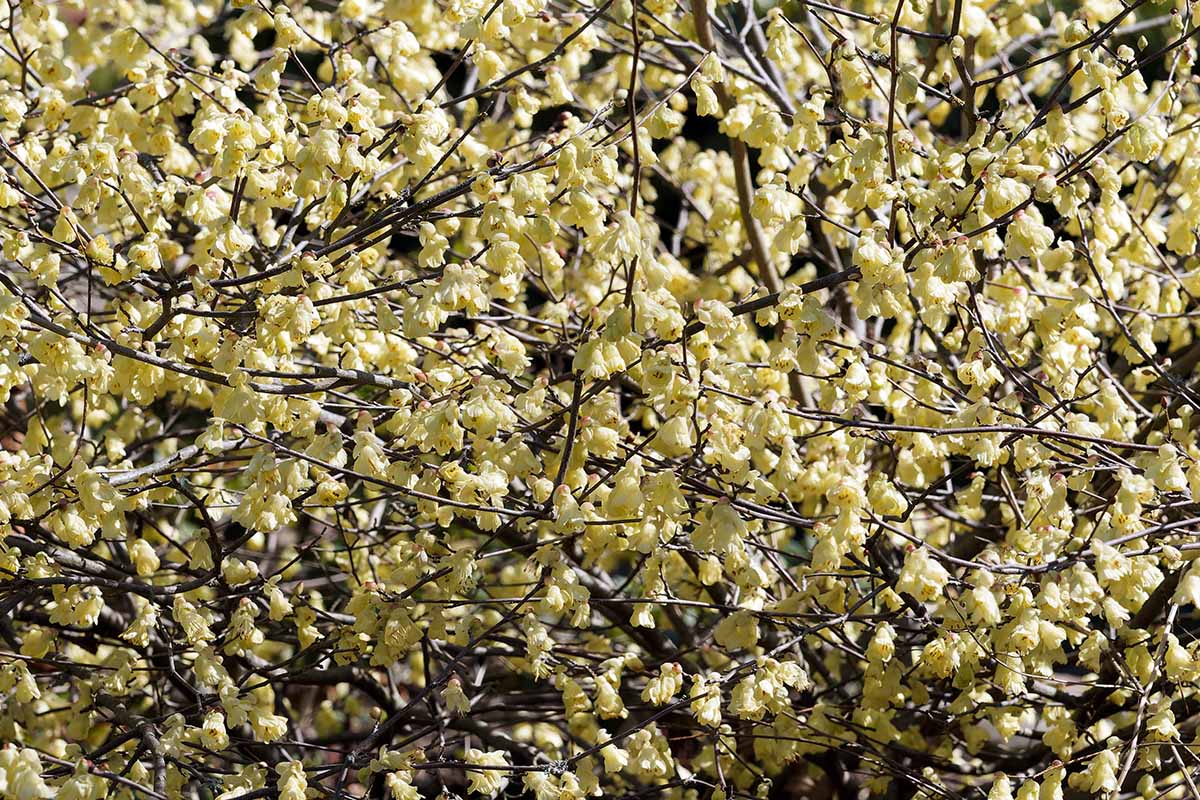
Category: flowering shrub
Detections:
[{"x1": 1, "y1": 0, "x2": 1199, "y2": 797}]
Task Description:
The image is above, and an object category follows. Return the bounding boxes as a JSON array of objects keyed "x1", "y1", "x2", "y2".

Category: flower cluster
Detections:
[{"x1": 0, "y1": 0, "x2": 1198, "y2": 798}]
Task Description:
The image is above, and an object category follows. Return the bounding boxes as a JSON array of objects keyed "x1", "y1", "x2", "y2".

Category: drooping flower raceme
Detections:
[{"x1": 0, "y1": 0, "x2": 1198, "y2": 798}]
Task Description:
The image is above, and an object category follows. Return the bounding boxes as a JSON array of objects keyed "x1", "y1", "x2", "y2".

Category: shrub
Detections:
[{"x1": 0, "y1": 0, "x2": 1198, "y2": 798}]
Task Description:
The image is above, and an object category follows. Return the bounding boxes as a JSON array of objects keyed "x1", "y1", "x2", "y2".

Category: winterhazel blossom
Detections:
[{"x1": 0, "y1": 0, "x2": 1197, "y2": 797}]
